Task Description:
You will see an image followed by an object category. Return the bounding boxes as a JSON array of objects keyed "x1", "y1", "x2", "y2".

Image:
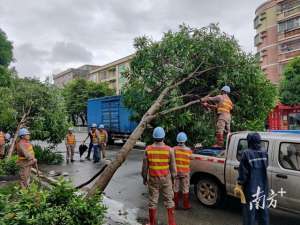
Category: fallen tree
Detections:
[{"x1": 87, "y1": 24, "x2": 277, "y2": 196}]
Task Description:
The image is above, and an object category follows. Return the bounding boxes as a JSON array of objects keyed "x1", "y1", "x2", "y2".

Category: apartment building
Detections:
[
  {"x1": 255, "y1": 0, "x2": 300, "y2": 83},
  {"x1": 88, "y1": 54, "x2": 135, "y2": 94},
  {"x1": 53, "y1": 65, "x2": 100, "y2": 87}
]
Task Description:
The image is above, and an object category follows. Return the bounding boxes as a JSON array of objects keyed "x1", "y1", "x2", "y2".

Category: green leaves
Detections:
[
  {"x1": 124, "y1": 24, "x2": 277, "y2": 146},
  {"x1": 0, "y1": 29, "x2": 13, "y2": 67},
  {"x1": 0, "y1": 180, "x2": 107, "y2": 225},
  {"x1": 63, "y1": 79, "x2": 114, "y2": 125},
  {"x1": 280, "y1": 57, "x2": 300, "y2": 105}
]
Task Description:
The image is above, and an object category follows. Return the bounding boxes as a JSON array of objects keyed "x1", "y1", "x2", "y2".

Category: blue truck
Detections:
[{"x1": 87, "y1": 96, "x2": 137, "y2": 143}]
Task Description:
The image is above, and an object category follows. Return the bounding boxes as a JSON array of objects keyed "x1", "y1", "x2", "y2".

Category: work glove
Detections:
[{"x1": 234, "y1": 184, "x2": 246, "y2": 204}]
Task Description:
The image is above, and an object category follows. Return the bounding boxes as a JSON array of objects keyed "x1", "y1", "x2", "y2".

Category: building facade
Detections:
[
  {"x1": 255, "y1": 0, "x2": 300, "y2": 83},
  {"x1": 53, "y1": 65, "x2": 100, "y2": 87},
  {"x1": 88, "y1": 54, "x2": 135, "y2": 94}
]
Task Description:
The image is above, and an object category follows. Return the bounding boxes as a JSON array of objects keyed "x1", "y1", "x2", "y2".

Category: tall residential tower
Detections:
[{"x1": 255, "y1": 0, "x2": 300, "y2": 83}]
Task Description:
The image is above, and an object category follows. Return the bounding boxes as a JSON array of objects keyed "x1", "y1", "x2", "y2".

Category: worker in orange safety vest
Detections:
[
  {"x1": 201, "y1": 86, "x2": 233, "y2": 147},
  {"x1": 173, "y1": 132, "x2": 193, "y2": 210},
  {"x1": 98, "y1": 124, "x2": 108, "y2": 159},
  {"x1": 65, "y1": 127, "x2": 76, "y2": 163},
  {"x1": 0, "y1": 128, "x2": 5, "y2": 159},
  {"x1": 16, "y1": 128, "x2": 37, "y2": 188},
  {"x1": 142, "y1": 127, "x2": 177, "y2": 225}
]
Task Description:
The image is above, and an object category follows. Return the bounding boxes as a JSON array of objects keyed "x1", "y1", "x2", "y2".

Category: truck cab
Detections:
[{"x1": 190, "y1": 131, "x2": 300, "y2": 213}]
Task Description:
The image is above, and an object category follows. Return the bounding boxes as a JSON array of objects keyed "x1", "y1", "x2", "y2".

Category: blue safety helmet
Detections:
[
  {"x1": 5, "y1": 133, "x2": 11, "y2": 140},
  {"x1": 98, "y1": 124, "x2": 105, "y2": 129},
  {"x1": 153, "y1": 127, "x2": 165, "y2": 139},
  {"x1": 221, "y1": 85, "x2": 231, "y2": 93},
  {"x1": 177, "y1": 132, "x2": 187, "y2": 143},
  {"x1": 18, "y1": 128, "x2": 30, "y2": 137},
  {"x1": 91, "y1": 123, "x2": 97, "y2": 128}
]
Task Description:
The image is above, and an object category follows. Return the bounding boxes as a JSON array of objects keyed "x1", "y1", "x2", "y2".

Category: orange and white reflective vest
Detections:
[
  {"x1": 17, "y1": 139, "x2": 35, "y2": 161},
  {"x1": 174, "y1": 146, "x2": 192, "y2": 173},
  {"x1": 146, "y1": 144, "x2": 171, "y2": 177},
  {"x1": 66, "y1": 134, "x2": 76, "y2": 145},
  {"x1": 91, "y1": 131, "x2": 98, "y2": 144},
  {"x1": 0, "y1": 132, "x2": 5, "y2": 145},
  {"x1": 99, "y1": 131, "x2": 107, "y2": 143},
  {"x1": 217, "y1": 95, "x2": 233, "y2": 114}
]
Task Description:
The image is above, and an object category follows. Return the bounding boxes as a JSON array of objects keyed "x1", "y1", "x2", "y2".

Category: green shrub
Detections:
[
  {"x1": 0, "y1": 156, "x2": 20, "y2": 176},
  {"x1": 0, "y1": 179, "x2": 107, "y2": 225},
  {"x1": 34, "y1": 145, "x2": 64, "y2": 165}
]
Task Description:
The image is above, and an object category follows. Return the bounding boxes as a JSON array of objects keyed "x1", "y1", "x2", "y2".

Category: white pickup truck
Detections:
[{"x1": 190, "y1": 131, "x2": 300, "y2": 213}]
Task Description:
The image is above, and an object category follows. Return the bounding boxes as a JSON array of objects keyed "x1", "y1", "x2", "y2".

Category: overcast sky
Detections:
[{"x1": 0, "y1": 0, "x2": 265, "y2": 80}]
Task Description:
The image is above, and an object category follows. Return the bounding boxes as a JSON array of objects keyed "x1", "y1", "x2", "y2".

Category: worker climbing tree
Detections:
[{"x1": 201, "y1": 86, "x2": 233, "y2": 147}]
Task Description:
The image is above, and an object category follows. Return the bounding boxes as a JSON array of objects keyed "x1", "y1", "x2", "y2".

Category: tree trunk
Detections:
[
  {"x1": 86, "y1": 65, "x2": 216, "y2": 196},
  {"x1": 7, "y1": 127, "x2": 20, "y2": 158},
  {"x1": 79, "y1": 114, "x2": 86, "y2": 126},
  {"x1": 87, "y1": 88, "x2": 168, "y2": 196},
  {"x1": 7, "y1": 111, "x2": 29, "y2": 158}
]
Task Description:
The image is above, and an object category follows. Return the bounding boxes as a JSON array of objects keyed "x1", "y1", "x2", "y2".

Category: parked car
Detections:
[
  {"x1": 87, "y1": 96, "x2": 137, "y2": 143},
  {"x1": 190, "y1": 131, "x2": 300, "y2": 213}
]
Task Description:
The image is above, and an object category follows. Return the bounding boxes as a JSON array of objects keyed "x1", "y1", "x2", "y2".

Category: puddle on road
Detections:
[{"x1": 104, "y1": 196, "x2": 143, "y2": 225}]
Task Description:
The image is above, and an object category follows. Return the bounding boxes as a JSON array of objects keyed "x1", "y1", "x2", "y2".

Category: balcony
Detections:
[
  {"x1": 278, "y1": 49, "x2": 300, "y2": 62},
  {"x1": 280, "y1": 29, "x2": 300, "y2": 41},
  {"x1": 278, "y1": 1, "x2": 300, "y2": 19},
  {"x1": 285, "y1": 5, "x2": 300, "y2": 17}
]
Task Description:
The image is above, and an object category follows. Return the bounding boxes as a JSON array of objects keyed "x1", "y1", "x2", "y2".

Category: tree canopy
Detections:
[
  {"x1": 0, "y1": 29, "x2": 13, "y2": 67},
  {"x1": 123, "y1": 24, "x2": 277, "y2": 146},
  {"x1": 280, "y1": 57, "x2": 300, "y2": 105},
  {"x1": 0, "y1": 28, "x2": 69, "y2": 146},
  {"x1": 1, "y1": 78, "x2": 70, "y2": 145},
  {"x1": 63, "y1": 79, "x2": 114, "y2": 126}
]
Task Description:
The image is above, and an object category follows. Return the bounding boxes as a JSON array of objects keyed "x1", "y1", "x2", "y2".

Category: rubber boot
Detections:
[
  {"x1": 174, "y1": 192, "x2": 179, "y2": 209},
  {"x1": 183, "y1": 193, "x2": 192, "y2": 210},
  {"x1": 217, "y1": 133, "x2": 224, "y2": 147},
  {"x1": 167, "y1": 208, "x2": 176, "y2": 225},
  {"x1": 213, "y1": 133, "x2": 223, "y2": 148},
  {"x1": 146, "y1": 208, "x2": 157, "y2": 225}
]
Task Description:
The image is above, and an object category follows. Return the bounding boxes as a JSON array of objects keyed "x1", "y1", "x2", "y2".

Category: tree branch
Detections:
[{"x1": 159, "y1": 99, "x2": 201, "y2": 116}]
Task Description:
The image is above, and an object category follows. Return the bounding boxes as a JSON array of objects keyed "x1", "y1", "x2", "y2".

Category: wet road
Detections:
[
  {"x1": 104, "y1": 148, "x2": 300, "y2": 225},
  {"x1": 40, "y1": 134, "x2": 300, "y2": 225}
]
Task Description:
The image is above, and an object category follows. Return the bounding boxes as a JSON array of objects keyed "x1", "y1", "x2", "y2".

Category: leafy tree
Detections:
[
  {"x1": 123, "y1": 24, "x2": 276, "y2": 146},
  {"x1": 0, "y1": 29, "x2": 13, "y2": 67},
  {"x1": 280, "y1": 57, "x2": 300, "y2": 105},
  {"x1": 63, "y1": 79, "x2": 114, "y2": 126},
  {"x1": 3, "y1": 78, "x2": 70, "y2": 157},
  {"x1": 0, "y1": 28, "x2": 69, "y2": 157},
  {"x1": 87, "y1": 24, "x2": 277, "y2": 195},
  {"x1": 0, "y1": 180, "x2": 106, "y2": 225}
]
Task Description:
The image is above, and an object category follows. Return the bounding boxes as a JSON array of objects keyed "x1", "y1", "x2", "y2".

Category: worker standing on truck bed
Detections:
[
  {"x1": 173, "y1": 132, "x2": 193, "y2": 210},
  {"x1": 65, "y1": 127, "x2": 76, "y2": 163},
  {"x1": 201, "y1": 86, "x2": 233, "y2": 147},
  {"x1": 236, "y1": 133, "x2": 269, "y2": 225},
  {"x1": 16, "y1": 128, "x2": 37, "y2": 188},
  {"x1": 98, "y1": 124, "x2": 108, "y2": 159},
  {"x1": 141, "y1": 127, "x2": 177, "y2": 225}
]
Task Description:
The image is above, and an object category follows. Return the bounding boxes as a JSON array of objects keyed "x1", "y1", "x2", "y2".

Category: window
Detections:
[
  {"x1": 278, "y1": 0, "x2": 300, "y2": 12},
  {"x1": 279, "y1": 142, "x2": 300, "y2": 171},
  {"x1": 280, "y1": 40, "x2": 300, "y2": 52},
  {"x1": 254, "y1": 16, "x2": 261, "y2": 29},
  {"x1": 278, "y1": 17, "x2": 300, "y2": 33},
  {"x1": 288, "y1": 113, "x2": 300, "y2": 129},
  {"x1": 236, "y1": 139, "x2": 269, "y2": 161},
  {"x1": 254, "y1": 34, "x2": 262, "y2": 46}
]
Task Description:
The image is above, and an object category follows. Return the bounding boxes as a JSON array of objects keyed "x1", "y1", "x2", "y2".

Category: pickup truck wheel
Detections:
[{"x1": 194, "y1": 177, "x2": 223, "y2": 208}]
